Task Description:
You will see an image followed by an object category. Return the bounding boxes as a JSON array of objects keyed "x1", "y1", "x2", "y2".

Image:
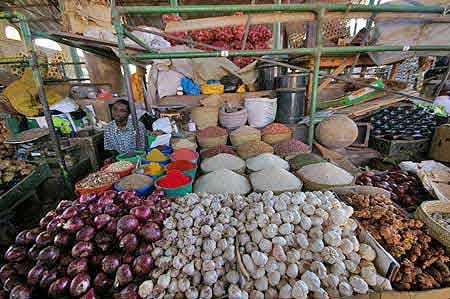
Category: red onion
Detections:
[
  {"x1": 13, "y1": 263, "x2": 29, "y2": 276},
  {"x1": 100, "y1": 190, "x2": 117, "y2": 202},
  {"x1": 70, "y1": 273, "x2": 91, "y2": 297},
  {"x1": 4, "y1": 246, "x2": 26, "y2": 263},
  {"x1": 114, "y1": 283, "x2": 138, "y2": 299},
  {"x1": 130, "y1": 206, "x2": 151, "y2": 221},
  {"x1": 159, "y1": 199, "x2": 171, "y2": 209},
  {"x1": 93, "y1": 272, "x2": 112, "y2": 290},
  {"x1": 40, "y1": 269, "x2": 58, "y2": 288},
  {"x1": 122, "y1": 254, "x2": 134, "y2": 264},
  {"x1": 9, "y1": 284, "x2": 32, "y2": 299},
  {"x1": 117, "y1": 215, "x2": 139, "y2": 236},
  {"x1": 94, "y1": 232, "x2": 113, "y2": 252},
  {"x1": 120, "y1": 191, "x2": 141, "y2": 208},
  {"x1": 56, "y1": 200, "x2": 72, "y2": 213},
  {"x1": 140, "y1": 223, "x2": 161, "y2": 242},
  {"x1": 119, "y1": 233, "x2": 138, "y2": 252},
  {"x1": 35, "y1": 231, "x2": 53, "y2": 247},
  {"x1": 27, "y1": 264, "x2": 45, "y2": 286},
  {"x1": 72, "y1": 242, "x2": 94, "y2": 258},
  {"x1": 81, "y1": 288, "x2": 98, "y2": 299},
  {"x1": 90, "y1": 254, "x2": 104, "y2": 268},
  {"x1": 0, "y1": 264, "x2": 15, "y2": 283},
  {"x1": 39, "y1": 215, "x2": 54, "y2": 229},
  {"x1": 105, "y1": 219, "x2": 118, "y2": 234},
  {"x1": 27, "y1": 245, "x2": 40, "y2": 260},
  {"x1": 53, "y1": 232, "x2": 71, "y2": 247},
  {"x1": 76, "y1": 226, "x2": 96, "y2": 242},
  {"x1": 152, "y1": 211, "x2": 166, "y2": 225},
  {"x1": 46, "y1": 218, "x2": 64, "y2": 232},
  {"x1": 138, "y1": 243, "x2": 153, "y2": 255},
  {"x1": 94, "y1": 214, "x2": 112, "y2": 230},
  {"x1": 63, "y1": 216, "x2": 84, "y2": 233},
  {"x1": 88, "y1": 204, "x2": 103, "y2": 215},
  {"x1": 25, "y1": 228, "x2": 41, "y2": 243},
  {"x1": 73, "y1": 203, "x2": 88, "y2": 212},
  {"x1": 101, "y1": 255, "x2": 120, "y2": 274},
  {"x1": 37, "y1": 246, "x2": 60, "y2": 264},
  {"x1": 3, "y1": 277, "x2": 19, "y2": 293},
  {"x1": 48, "y1": 277, "x2": 70, "y2": 297},
  {"x1": 114, "y1": 264, "x2": 133, "y2": 288},
  {"x1": 98, "y1": 195, "x2": 114, "y2": 207},
  {"x1": 67, "y1": 258, "x2": 88, "y2": 277},
  {"x1": 15, "y1": 231, "x2": 30, "y2": 246},
  {"x1": 60, "y1": 255, "x2": 73, "y2": 266},
  {"x1": 61, "y1": 206, "x2": 78, "y2": 220},
  {"x1": 133, "y1": 255, "x2": 154, "y2": 276},
  {"x1": 79, "y1": 193, "x2": 97, "y2": 204},
  {"x1": 104, "y1": 204, "x2": 120, "y2": 216}
]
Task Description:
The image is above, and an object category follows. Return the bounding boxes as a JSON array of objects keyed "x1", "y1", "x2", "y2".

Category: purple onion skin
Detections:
[
  {"x1": 4, "y1": 246, "x2": 26, "y2": 263},
  {"x1": 9, "y1": 284, "x2": 32, "y2": 299},
  {"x1": 122, "y1": 255, "x2": 134, "y2": 264},
  {"x1": 72, "y1": 242, "x2": 94, "y2": 258},
  {"x1": 12, "y1": 263, "x2": 29, "y2": 276},
  {"x1": 59, "y1": 255, "x2": 73, "y2": 267},
  {"x1": 37, "y1": 246, "x2": 60, "y2": 264},
  {"x1": 98, "y1": 195, "x2": 114, "y2": 207},
  {"x1": 81, "y1": 288, "x2": 98, "y2": 299},
  {"x1": 61, "y1": 206, "x2": 78, "y2": 220},
  {"x1": 0, "y1": 264, "x2": 15, "y2": 283},
  {"x1": 73, "y1": 203, "x2": 88, "y2": 212},
  {"x1": 67, "y1": 258, "x2": 89, "y2": 277},
  {"x1": 101, "y1": 255, "x2": 120, "y2": 274},
  {"x1": 88, "y1": 204, "x2": 103, "y2": 216},
  {"x1": 70, "y1": 273, "x2": 91, "y2": 297},
  {"x1": 25, "y1": 228, "x2": 41, "y2": 243},
  {"x1": 114, "y1": 283, "x2": 138, "y2": 299},
  {"x1": 137, "y1": 243, "x2": 153, "y2": 255},
  {"x1": 140, "y1": 223, "x2": 162, "y2": 242},
  {"x1": 133, "y1": 255, "x2": 154, "y2": 276},
  {"x1": 27, "y1": 245, "x2": 40, "y2": 260},
  {"x1": 114, "y1": 264, "x2": 133, "y2": 288},
  {"x1": 3, "y1": 277, "x2": 19, "y2": 292},
  {"x1": 79, "y1": 193, "x2": 97, "y2": 204},
  {"x1": 63, "y1": 216, "x2": 84, "y2": 233},
  {"x1": 119, "y1": 233, "x2": 138, "y2": 252},
  {"x1": 56, "y1": 200, "x2": 72, "y2": 213},
  {"x1": 105, "y1": 219, "x2": 117, "y2": 234},
  {"x1": 94, "y1": 232, "x2": 113, "y2": 252},
  {"x1": 39, "y1": 215, "x2": 54, "y2": 229},
  {"x1": 130, "y1": 206, "x2": 152, "y2": 221},
  {"x1": 93, "y1": 272, "x2": 112, "y2": 290},
  {"x1": 104, "y1": 204, "x2": 120, "y2": 216},
  {"x1": 117, "y1": 215, "x2": 139, "y2": 237},
  {"x1": 90, "y1": 254, "x2": 104, "y2": 268},
  {"x1": 159, "y1": 199, "x2": 171, "y2": 209},
  {"x1": 46, "y1": 218, "x2": 64, "y2": 232},
  {"x1": 35, "y1": 231, "x2": 53, "y2": 247},
  {"x1": 40, "y1": 269, "x2": 58, "y2": 288},
  {"x1": 76, "y1": 226, "x2": 96, "y2": 242},
  {"x1": 94, "y1": 214, "x2": 112, "y2": 230},
  {"x1": 152, "y1": 211, "x2": 166, "y2": 225},
  {"x1": 48, "y1": 277, "x2": 70, "y2": 297},
  {"x1": 15, "y1": 231, "x2": 30, "y2": 246},
  {"x1": 53, "y1": 232, "x2": 71, "y2": 247}
]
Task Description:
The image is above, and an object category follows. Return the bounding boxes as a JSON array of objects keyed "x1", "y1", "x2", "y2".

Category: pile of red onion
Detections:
[
  {"x1": 356, "y1": 170, "x2": 429, "y2": 212},
  {"x1": 162, "y1": 12, "x2": 272, "y2": 68},
  {"x1": 0, "y1": 190, "x2": 170, "y2": 299}
]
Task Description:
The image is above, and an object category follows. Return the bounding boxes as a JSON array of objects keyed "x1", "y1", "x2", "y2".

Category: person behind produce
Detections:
[{"x1": 104, "y1": 99, "x2": 147, "y2": 156}]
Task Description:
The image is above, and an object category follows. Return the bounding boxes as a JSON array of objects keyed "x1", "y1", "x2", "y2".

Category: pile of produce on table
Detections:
[
  {"x1": 139, "y1": 191, "x2": 392, "y2": 299},
  {"x1": 0, "y1": 122, "x2": 13, "y2": 160},
  {"x1": 356, "y1": 170, "x2": 429, "y2": 212},
  {"x1": 0, "y1": 190, "x2": 170, "y2": 298},
  {"x1": 0, "y1": 160, "x2": 34, "y2": 195},
  {"x1": 341, "y1": 192, "x2": 450, "y2": 291},
  {"x1": 369, "y1": 105, "x2": 438, "y2": 140}
]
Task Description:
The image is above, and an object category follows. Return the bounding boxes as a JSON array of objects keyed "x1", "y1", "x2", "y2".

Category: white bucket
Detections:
[{"x1": 245, "y1": 97, "x2": 277, "y2": 128}]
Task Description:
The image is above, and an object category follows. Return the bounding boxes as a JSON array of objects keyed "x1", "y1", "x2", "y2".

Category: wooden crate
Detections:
[{"x1": 370, "y1": 136, "x2": 431, "y2": 160}]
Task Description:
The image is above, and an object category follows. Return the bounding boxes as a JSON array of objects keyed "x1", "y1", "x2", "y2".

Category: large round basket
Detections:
[
  {"x1": 191, "y1": 107, "x2": 219, "y2": 130},
  {"x1": 219, "y1": 107, "x2": 248, "y2": 130},
  {"x1": 416, "y1": 201, "x2": 450, "y2": 248},
  {"x1": 197, "y1": 135, "x2": 228, "y2": 149},
  {"x1": 262, "y1": 132, "x2": 292, "y2": 145}
]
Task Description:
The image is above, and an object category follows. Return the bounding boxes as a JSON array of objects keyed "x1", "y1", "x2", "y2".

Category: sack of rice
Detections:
[
  {"x1": 246, "y1": 153, "x2": 290, "y2": 172},
  {"x1": 296, "y1": 162, "x2": 355, "y2": 190},
  {"x1": 230, "y1": 125, "x2": 261, "y2": 147},
  {"x1": 201, "y1": 153, "x2": 246, "y2": 173},
  {"x1": 200, "y1": 144, "x2": 236, "y2": 160},
  {"x1": 194, "y1": 169, "x2": 251, "y2": 194},
  {"x1": 289, "y1": 153, "x2": 325, "y2": 171},
  {"x1": 196, "y1": 126, "x2": 228, "y2": 149},
  {"x1": 273, "y1": 139, "x2": 310, "y2": 158},
  {"x1": 191, "y1": 106, "x2": 219, "y2": 130},
  {"x1": 261, "y1": 123, "x2": 292, "y2": 144},
  {"x1": 172, "y1": 138, "x2": 198, "y2": 152},
  {"x1": 236, "y1": 140, "x2": 274, "y2": 159},
  {"x1": 250, "y1": 166, "x2": 302, "y2": 194}
]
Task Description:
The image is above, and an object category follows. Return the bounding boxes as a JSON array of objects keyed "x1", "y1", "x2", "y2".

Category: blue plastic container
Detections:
[{"x1": 114, "y1": 177, "x2": 154, "y2": 197}]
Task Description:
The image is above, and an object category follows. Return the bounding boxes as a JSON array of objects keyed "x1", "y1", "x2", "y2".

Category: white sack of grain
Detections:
[
  {"x1": 200, "y1": 153, "x2": 246, "y2": 173},
  {"x1": 250, "y1": 166, "x2": 302, "y2": 193},
  {"x1": 246, "y1": 153, "x2": 290, "y2": 172},
  {"x1": 296, "y1": 162, "x2": 355, "y2": 190},
  {"x1": 194, "y1": 169, "x2": 251, "y2": 195}
]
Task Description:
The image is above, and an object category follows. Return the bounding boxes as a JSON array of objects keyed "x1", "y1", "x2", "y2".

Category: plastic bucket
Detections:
[
  {"x1": 170, "y1": 150, "x2": 199, "y2": 164},
  {"x1": 182, "y1": 167, "x2": 197, "y2": 178},
  {"x1": 155, "y1": 178, "x2": 193, "y2": 198},
  {"x1": 245, "y1": 97, "x2": 277, "y2": 128},
  {"x1": 116, "y1": 150, "x2": 146, "y2": 163},
  {"x1": 114, "y1": 181, "x2": 154, "y2": 197},
  {"x1": 101, "y1": 163, "x2": 135, "y2": 178}
]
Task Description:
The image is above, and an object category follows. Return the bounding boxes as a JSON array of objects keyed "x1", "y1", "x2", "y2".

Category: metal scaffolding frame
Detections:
[{"x1": 111, "y1": 2, "x2": 450, "y2": 147}]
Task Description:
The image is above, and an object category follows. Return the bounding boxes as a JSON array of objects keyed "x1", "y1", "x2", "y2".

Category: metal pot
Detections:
[
  {"x1": 256, "y1": 62, "x2": 287, "y2": 91},
  {"x1": 275, "y1": 88, "x2": 306, "y2": 124},
  {"x1": 275, "y1": 73, "x2": 308, "y2": 89}
]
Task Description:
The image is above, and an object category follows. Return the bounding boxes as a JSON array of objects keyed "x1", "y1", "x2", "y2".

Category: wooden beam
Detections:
[
  {"x1": 318, "y1": 61, "x2": 349, "y2": 93},
  {"x1": 165, "y1": 12, "x2": 450, "y2": 32}
]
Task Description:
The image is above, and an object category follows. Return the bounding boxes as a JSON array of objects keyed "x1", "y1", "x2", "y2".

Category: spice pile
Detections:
[
  {"x1": 246, "y1": 153, "x2": 290, "y2": 172},
  {"x1": 341, "y1": 192, "x2": 450, "y2": 290},
  {"x1": 171, "y1": 148, "x2": 197, "y2": 162},
  {"x1": 138, "y1": 191, "x2": 392, "y2": 298},
  {"x1": 200, "y1": 144, "x2": 236, "y2": 160},
  {"x1": 0, "y1": 190, "x2": 170, "y2": 298},
  {"x1": 273, "y1": 139, "x2": 310, "y2": 158},
  {"x1": 76, "y1": 171, "x2": 119, "y2": 190},
  {"x1": 142, "y1": 162, "x2": 165, "y2": 176},
  {"x1": 116, "y1": 174, "x2": 153, "y2": 190},
  {"x1": 236, "y1": 140, "x2": 274, "y2": 159},
  {"x1": 167, "y1": 160, "x2": 196, "y2": 172},
  {"x1": 356, "y1": 170, "x2": 429, "y2": 212},
  {"x1": 145, "y1": 149, "x2": 168, "y2": 162},
  {"x1": 261, "y1": 123, "x2": 292, "y2": 145},
  {"x1": 194, "y1": 169, "x2": 251, "y2": 195},
  {"x1": 104, "y1": 161, "x2": 134, "y2": 173},
  {"x1": 157, "y1": 170, "x2": 191, "y2": 189}
]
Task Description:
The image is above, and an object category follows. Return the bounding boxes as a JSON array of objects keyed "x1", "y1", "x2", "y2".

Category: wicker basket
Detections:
[
  {"x1": 191, "y1": 106, "x2": 219, "y2": 130},
  {"x1": 197, "y1": 134, "x2": 228, "y2": 149},
  {"x1": 219, "y1": 107, "x2": 248, "y2": 130},
  {"x1": 262, "y1": 132, "x2": 292, "y2": 145},
  {"x1": 230, "y1": 132, "x2": 261, "y2": 147},
  {"x1": 416, "y1": 201, "x2": 450, "y2": 248}
]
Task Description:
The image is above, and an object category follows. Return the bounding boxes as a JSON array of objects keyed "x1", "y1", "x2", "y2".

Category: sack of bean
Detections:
[
  {"x1": 296, "y1": 162, "x2": 355, "y2": 190},
  {"x1": 261, "y1": 123, "x2": 292, "y2": 144},
  {"x1": 191, "y1": 106, "x2": 219, "y2": 130},
  {"x1": 172, "y1": 138, "x2": 197, "y2": 152},
  {"x1": 230, "y1": 125, "x2": 261, "y2": 147},
  {"x1": 250, "y1": 166, "x2": 303, "y2": 194},
  {"x1": 273, "y1": 139, "x2": 310, "y2": 158},
  {"x1": 288, "y1": 153, "x2": 325, "y2": 171},
  {"x1": 196, "y1": 126, "x2": 228, "y2": 149},
  {"x1": 200, "y1": 144, "x2": 236, "y2": 160},
  {"x1": 236, "y1": 140, "x2": 274, "y2": 159}
]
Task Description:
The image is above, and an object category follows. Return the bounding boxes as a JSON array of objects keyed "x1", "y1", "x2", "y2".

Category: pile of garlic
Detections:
[{"x1": 138, "y1": 191, "x2": 392, "y2": 299}]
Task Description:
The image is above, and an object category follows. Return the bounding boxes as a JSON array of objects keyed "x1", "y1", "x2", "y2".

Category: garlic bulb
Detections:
[
  {"x1": 301, "y1": 271, "x2": 321, "y2": 291},
  {"x1": 359, "y1": 244, "x2": 376, "y2": 261}
]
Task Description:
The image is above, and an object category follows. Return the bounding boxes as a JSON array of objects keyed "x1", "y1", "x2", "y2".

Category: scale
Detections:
[
  {"x1": 4, "y1": 128, "x2": 50, "y2": 160},
  {"x1": 152, "y1": 105, "x2": 186, "y2": 137}
]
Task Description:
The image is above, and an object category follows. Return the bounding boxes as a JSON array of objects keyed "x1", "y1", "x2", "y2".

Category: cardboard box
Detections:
[
  {"x1": 76, "y1": 99, "x2": 114, "y2": 123},
  {"x1": 429, "y1": 125, "x2": 450, "y2": 162}
]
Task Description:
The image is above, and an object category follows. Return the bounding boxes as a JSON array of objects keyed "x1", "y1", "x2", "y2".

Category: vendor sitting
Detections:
[{"x1": 104, "y1": 99, "x2": 147, "y2": 156}]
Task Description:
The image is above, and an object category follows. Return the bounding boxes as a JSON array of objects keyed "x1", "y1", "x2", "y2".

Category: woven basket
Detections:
[
  {"x1": 197, "y1": 134, "x2": 228, "y2": 149},
  {"x1": 230, "y1": 132, "x2": 261, "y2": 147},
  {"x1": 416, "y1": 201, "x2": 450, "y2": 248},
  {"x1": 191, "y1": 106, "x2": 219, "y2": 130},
  {"x1": 219, "y1": 107, "x2": 248, "y2": 130},
  {"x1": 262, "y1": 132, "x2": 292, "y2": 145}
]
